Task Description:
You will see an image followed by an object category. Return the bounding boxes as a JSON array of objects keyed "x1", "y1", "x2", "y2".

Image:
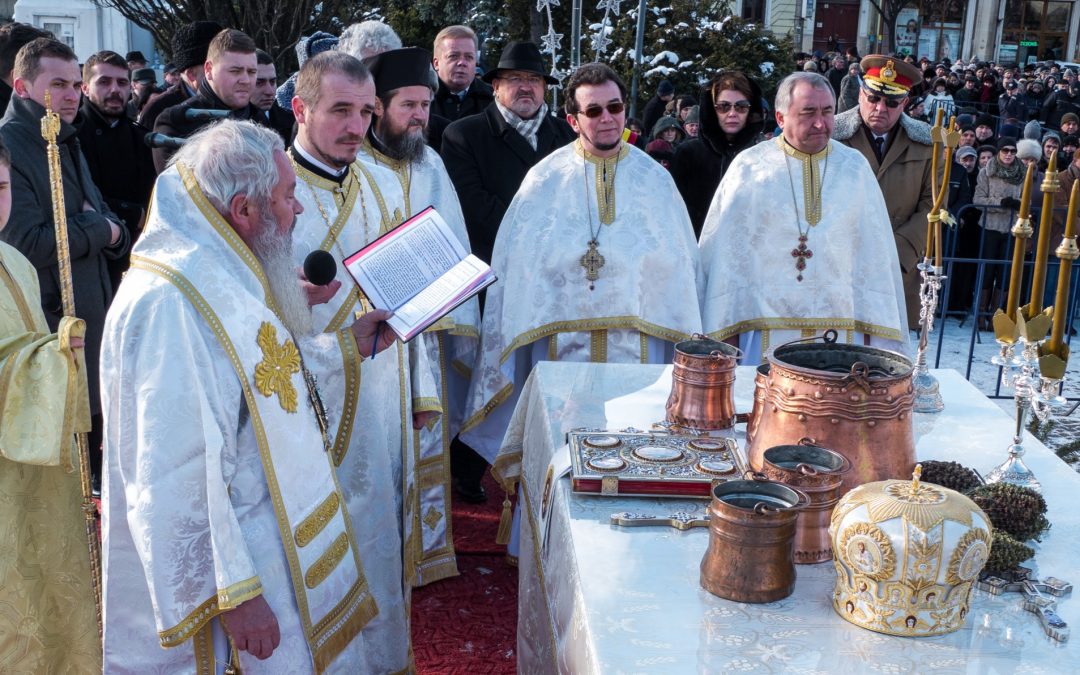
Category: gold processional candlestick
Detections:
[
  {"x1": 1045, "y1": 180, "x2": 1078, "y2": 363},
  {"x1": 925, "y1": 110, "x2": 956, "y2": 268},
  {"x1": 926, "y1": 108, "x2": 944, "y2": 260},
  {"x1": 1005, "y1": 163, "x2": 1036, "y2": 324},
  {"x1": 40, "y1": 90, "x2": 103, "y2": 638},
  {"x1": 1028, "y1": 150, "x2": 1060, "y2": 317}
]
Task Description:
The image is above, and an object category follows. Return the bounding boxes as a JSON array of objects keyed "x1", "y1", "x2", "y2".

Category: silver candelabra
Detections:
[
  {"x1": 912, "y1": 259, "x2": 945, "y2": 413},
  {"x1": 985, "y1": 329, "x2": 1068, "y2": 493}
]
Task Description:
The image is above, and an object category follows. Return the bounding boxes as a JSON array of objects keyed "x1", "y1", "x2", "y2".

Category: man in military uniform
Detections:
[{"x1": 833, "y1": 55, "x2": 935, "y2": 328}]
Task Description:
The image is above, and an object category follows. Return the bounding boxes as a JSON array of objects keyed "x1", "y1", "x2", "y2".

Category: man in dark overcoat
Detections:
[{"x1": 440, "y1": 41, "x2": 575, "y2": 502}]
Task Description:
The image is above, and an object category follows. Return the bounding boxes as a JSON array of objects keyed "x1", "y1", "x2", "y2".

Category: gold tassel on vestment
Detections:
[{"x1": 495, "y1": 483, "x2": 516, "y2": 545}]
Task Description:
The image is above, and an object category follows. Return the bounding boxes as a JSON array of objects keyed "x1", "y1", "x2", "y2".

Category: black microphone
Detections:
[
  {"x1": 303, "y1": 250, "x2": 338, "y2": 286},
  {"x1": 184, "y1": 108, "x2": 231, "y2": 121},
  {"x1": 144, "y1": 132, "x2": 186, "y2": 149}
]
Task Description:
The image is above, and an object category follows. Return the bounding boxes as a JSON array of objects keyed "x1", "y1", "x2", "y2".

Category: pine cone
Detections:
[{"x1": 971, "y1": 482, "x2": 1051, "y2": 542}]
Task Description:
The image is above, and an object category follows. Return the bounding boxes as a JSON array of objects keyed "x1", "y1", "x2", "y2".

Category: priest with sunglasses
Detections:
[
  {"x1": 460, "y1": 63, "x2": 702, "y2": 464},
  {"x1": 833, "y1": 55, "x2": 936, "y2": 329}
]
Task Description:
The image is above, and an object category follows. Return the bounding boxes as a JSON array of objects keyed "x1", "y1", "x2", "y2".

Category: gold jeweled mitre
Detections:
[{"x1": 828, "y1": 466, "x2": 992, "y2": 637}]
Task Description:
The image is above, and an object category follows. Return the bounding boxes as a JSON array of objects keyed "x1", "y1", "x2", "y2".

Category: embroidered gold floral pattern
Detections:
[
  {"x1": 423, "y1": 506, "x2": 443, "y2": 531},
  {"x1": 294, "y1": 492, "x2": 341, "y2": 548},
  {"x1": 305, "y1": 533, "x2": 350, "y2": 589},
  {"x1": 254, "y1": 321, "x2": 300, "y2": 413}
]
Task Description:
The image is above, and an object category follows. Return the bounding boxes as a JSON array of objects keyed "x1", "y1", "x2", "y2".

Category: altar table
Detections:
[{"x1": 491, "y1": 363, "x2": 1078, "y2": 674}]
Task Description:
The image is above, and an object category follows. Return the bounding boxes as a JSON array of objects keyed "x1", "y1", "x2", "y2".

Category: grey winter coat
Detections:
[
  {"x1": 973, "y1": 157, "x2": 1025, "y2": 233},
  {"x1": 0, "y1": 94, "x2": 130, "y2": 412}
]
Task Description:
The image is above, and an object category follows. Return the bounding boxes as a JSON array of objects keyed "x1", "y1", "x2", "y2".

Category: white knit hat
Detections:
[{"x1": 1017, "y1": 138, "x2": 1042, "y2": 162}]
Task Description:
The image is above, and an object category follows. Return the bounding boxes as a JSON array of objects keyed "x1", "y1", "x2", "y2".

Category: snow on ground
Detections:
[{"x1": 926, "y1": 314, "x2": 1079, "y2": 469}]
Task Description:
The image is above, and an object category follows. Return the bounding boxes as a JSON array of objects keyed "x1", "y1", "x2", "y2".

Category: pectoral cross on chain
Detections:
[
  {"x1": 580, "y1": 239, "x2": 605, "y2": 291},
  {"x1": 791, "y1": 235, "x2": 813, "y2": 282}
]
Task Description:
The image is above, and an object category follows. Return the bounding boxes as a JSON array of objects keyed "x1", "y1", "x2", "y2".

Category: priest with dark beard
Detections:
[{"x1": 358, "y1": 47, "x2": 483, "y2": 572}]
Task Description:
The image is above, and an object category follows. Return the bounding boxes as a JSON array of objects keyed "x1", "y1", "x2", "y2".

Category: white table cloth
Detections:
[{"x1": 492, "y1": 363, "x2": 1078, "y2": 674}]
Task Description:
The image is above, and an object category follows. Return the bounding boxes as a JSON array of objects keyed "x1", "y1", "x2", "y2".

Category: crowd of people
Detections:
[
  {"x1": 632, "y1": 48, "x2": 1079, "y2": 327},
  {"x1": 0, "y1": 14, "x2": 1076, "y2": 671}
]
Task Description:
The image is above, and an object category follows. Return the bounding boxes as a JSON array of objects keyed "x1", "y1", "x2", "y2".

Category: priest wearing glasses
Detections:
[
  {"x1": 460, "y1": 62, "x2": 702, "y2": 463},
  {"x1": 834, "y1": 55, "x2": 935, "y2": 328},
  {"x1": 699, "y1": 71, "x2": 908, "y2": 365}
]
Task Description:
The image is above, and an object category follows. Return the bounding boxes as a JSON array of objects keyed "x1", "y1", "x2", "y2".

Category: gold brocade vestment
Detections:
[{"x1": 0, "y1": 241, "x2": 99, "y2": 673}]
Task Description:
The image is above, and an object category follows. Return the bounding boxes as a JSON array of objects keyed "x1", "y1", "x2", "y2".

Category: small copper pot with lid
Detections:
[
  {"x1": 666, "y1": 334, "x2": 740, "y2": 430},
  {"x1": 759, "y1": 439, "x2": 851, "y2": 564},
  {"x1": 700, "y1": 474, "x2": 808, "y2": 603}
]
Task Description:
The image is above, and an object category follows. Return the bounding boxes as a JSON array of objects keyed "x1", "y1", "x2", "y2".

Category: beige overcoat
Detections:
[{"x1": 834, "y1": 108, "x2": 936, "y2": 326}]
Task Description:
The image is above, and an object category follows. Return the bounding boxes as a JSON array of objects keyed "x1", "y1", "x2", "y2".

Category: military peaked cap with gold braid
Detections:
[{"x1": 860, "y1": 55, "x2": 922, "y2": 99}]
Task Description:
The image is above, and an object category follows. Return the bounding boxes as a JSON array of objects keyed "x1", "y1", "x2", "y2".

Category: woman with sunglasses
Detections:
[
  {"x1": 971, "y1": 137, "x2": 1024, "y2": 329},
  {"x1": 669, "y1": 70, "x2": 765, "y2": 237}
]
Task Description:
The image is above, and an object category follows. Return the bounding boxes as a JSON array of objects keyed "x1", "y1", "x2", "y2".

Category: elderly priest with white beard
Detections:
[
  {"x1": 99, "y1": 120, "x2": 399, "y2": 672},
  {"x1": 698, "y1": 72, "x2": 908, "y2": 364}
]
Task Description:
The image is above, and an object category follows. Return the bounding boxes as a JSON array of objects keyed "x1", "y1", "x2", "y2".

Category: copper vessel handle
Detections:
[
  {"x1": 744, "y1": 470, "x2": 770, "y2": 482},
  {"x1": 753, "y1": 502, "x2": 780, "y2": 515},
  {"x1": 708, "y1": 346, "x2": 744, "y2": 361},
  {"x1": 796, "y1": 463, "x2": 820, "y2": 476},
  {"x1": 777, "y1": 329, "x2": 838, "y2": 348},
  {"x1": 797, "y1": 436, "x2": 817, "y2": 446}
]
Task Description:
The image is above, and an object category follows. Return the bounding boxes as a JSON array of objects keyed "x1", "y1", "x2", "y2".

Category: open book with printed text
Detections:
[{"x1": 344, "y1": 206, "x2": 495, "y2": 342}]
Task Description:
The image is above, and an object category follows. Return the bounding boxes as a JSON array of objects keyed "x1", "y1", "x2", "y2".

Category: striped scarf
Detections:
[{"x1": 495, "y1": 100, "x2": 549, "y2": 151}]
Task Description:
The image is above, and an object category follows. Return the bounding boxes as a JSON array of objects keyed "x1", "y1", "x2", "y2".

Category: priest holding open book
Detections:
[
  {"x1": 460, "y1": 63, "x2": 703, "y2": 464},
  {"x1": 285, "y1": 50, "x2": 439, "y2": 661}
]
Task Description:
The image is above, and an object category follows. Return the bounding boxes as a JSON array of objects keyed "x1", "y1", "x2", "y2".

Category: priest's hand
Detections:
[
  {"x1": 301, "y1": 277, "x2": 342, "y2": 307},
  {"x1": 220, "y1": 595, "x2": 280, "y2": 660},
  {"x1": 68, "y1": 336, "x2": 84, "y2": 369},
  {"x1": 413, "y1": 410, "x2": 439, "y2": 430},
  {"x1": 351, "y1": 309, "x2": 397, "y2": 357}
]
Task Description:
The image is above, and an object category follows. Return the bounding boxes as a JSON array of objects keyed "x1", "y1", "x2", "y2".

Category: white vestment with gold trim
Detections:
[
  {"x1": 101, "y1": 166, "x2": 389, "y2": 673},
  {"x1": 699, "y1": 138, "x2": 910, "y2": 364},
  {"x1": 461, "y1": 141, "x2": 703, "y2": 463},
  {"x1": 289, "y1": 155, "x2": 439, "y2": 605},
  {"x1": 695, "y1": 137, "x2": 907, "y2": 362},
  {"x1": 358, "y1": 142, "x2": 480, "y2": 585}
]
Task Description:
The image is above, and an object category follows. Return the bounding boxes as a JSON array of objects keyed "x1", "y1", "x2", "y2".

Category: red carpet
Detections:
[{"x1": 412, "y1": 472, "x2": 518, "y2": 674}]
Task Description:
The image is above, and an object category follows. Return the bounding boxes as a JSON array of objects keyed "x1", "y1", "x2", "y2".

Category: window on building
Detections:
[
  {"x1": 1000, "y1": 0, "x2": 1074, "y2": 64},
  {"x1": 742, "y1": 0, "x2": 767, "y2": 23},
  {"x1": 37, "y1": 17, "x2": 75, "y2": 50}
]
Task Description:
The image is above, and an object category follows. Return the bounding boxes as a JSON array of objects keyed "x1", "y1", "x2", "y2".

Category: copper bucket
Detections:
[
  {"x1": 759, "y1": 439, "x2": 851, "y2": 564},
  {"x1": 746, "y1": 331, "x2": 916, "y2": 494},
  {"x1": 666, "y1": 334, "x2": 740, "y2": 430},
  {"x1": 700, "y1": 474, "x2": 808, "y2": 603}
]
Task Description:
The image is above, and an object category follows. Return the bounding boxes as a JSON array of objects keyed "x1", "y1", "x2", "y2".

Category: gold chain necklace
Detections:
[{"x1": 291, "y1": 157, "x2": 371, "y2": 259}]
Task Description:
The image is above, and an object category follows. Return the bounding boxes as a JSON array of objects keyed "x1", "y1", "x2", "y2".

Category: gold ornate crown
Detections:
[{"x1": 828, "y1": 467, "x2": 992, "y2": 637}]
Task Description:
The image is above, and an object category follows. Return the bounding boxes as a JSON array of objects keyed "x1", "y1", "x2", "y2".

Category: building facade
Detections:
[
  {"x1": 733, "y1": 0, "x2": 1078, "y2": 65},
  {"x1": 12, "y1": 0, "x2": 156, "y2": 63}
]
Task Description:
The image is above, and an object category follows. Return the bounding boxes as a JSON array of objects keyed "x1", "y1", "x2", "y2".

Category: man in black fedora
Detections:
[{"x1": 440, "y1": 40, "x2": 575, "y2": 501}]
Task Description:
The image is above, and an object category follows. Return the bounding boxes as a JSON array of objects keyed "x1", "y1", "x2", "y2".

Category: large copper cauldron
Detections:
[
  {"x1": 700, "y1": 474, "x2": 807, "y2": 603},
  {"x1": 746, "y1": 331, "x2": 916, "y2": 494},
  {"x1": 759, "y1": 440, "x2": 851, "y2": 564},
  {"x1": 666, "y1": 335, "x2": 739, "y2": 430}
]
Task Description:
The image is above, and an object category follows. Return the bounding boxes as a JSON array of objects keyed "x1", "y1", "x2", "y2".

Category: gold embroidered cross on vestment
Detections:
[{"x1": 254, "y1": 321, "x2": 301, "y2": 413}]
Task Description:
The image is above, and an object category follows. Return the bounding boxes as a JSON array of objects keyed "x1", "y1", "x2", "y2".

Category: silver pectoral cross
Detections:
[{"x1": 580, "y1": 239, "x2": 605, "y2": 290}]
